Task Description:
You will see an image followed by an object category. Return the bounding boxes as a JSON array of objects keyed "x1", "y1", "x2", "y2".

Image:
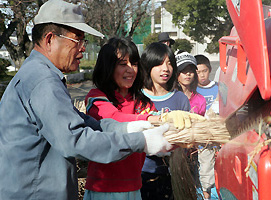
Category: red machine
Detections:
[{"x1": 215, "y1": 0, "x2": 271, "y2": 199}]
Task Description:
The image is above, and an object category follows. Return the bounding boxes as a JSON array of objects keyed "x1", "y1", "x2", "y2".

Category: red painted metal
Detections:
[
  {"x1": 216, "y1": 1, "x2": 271, "y2": 199},
  {"x1": 258, "y1": 146, "x2": 271, "y2": 199},
  {"x1": 218, "y1": 26, "x2": 257, "y2": 118},
  {"x1": 215, "y1": 130, "x2": 264, "y2": 199},
  {"x1": 219, "y1": 35, "x2": 247, "y2": 84},
  {"x1": 225, "y1": 0, "x2": 271, "y2": 100}
]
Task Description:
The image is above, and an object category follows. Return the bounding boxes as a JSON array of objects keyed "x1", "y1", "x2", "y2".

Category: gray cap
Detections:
[
  {"x1": 34, "y1": 0, "x2": 104, "y2": 38},
  {"x1": 176, "y1": 52, "x2": 197, "y2": 72}
]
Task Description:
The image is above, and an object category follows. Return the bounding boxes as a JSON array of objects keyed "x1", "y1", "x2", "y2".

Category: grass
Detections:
[
  {"x1": 6, "y1": 71, "x2": 17, "y2": 76},
  {"x1": 0, "y1": 73, "x2": 14, "y2": 82},
  {"x1": 0, "y1": 59, "x2": 95, "y2": 82},
  {"x1": 64, "y1": 59, "x2": 95, "y2": 75},
  {"x1": 79, "y1": 59, "x2": 96, "y2": 70}
]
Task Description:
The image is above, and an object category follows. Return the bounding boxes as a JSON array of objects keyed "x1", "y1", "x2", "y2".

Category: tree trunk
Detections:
[{"x1": 3, "y1": 19, "x2": 33, "y2": 69}]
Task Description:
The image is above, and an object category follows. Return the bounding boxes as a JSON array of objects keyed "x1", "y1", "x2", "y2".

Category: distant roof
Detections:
[{"x1": 0, "y1": 45, "x2": 7, "y2": 51}]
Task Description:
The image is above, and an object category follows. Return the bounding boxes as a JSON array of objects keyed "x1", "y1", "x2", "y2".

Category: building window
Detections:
[{"x1": 169, "y1": 32, "x2": 177, "y2": 37}]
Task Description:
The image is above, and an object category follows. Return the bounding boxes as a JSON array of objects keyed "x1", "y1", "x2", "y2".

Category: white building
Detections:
[
  {"x1": 0, "y1": 46, "x2": 16, "y2": 71},
  {"x1": 152, "y1": 0, "x2": 219, "y2": 61},
  {"x1": 0, "y1": 36, "x2": 19, "y2": 71},
  {"x1": 0, "y1": 46, "x2": 10, "y2": 60}
]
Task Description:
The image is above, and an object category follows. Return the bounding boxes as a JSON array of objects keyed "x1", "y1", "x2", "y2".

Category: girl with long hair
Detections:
[{"x1": 140, "y1": 43, "x2": 196, "y2": 200}]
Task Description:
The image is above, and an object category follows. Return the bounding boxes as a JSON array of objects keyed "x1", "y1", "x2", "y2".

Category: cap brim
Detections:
[
  {"x1": 61, "y1": 22, "x2": 104, "y2": 38},
  {"x1": 169, "y1": 39, "x2": 175, "y2": 45},
  {"x1": 178, "y1": 62, "x2": 198, "y2": 71}
]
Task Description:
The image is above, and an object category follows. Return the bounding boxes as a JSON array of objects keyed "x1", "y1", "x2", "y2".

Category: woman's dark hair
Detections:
[
  {"x1": 177, "y1": 65, "x2": 199, "y2": 94},
  {"x1": 32, "y1": 23, "x2": 70, "y2": 46},
  {"x1": 141, "y1": 42, "x2": 177, "y2": 91},
  {"x1": 93, "y1": 37, "x2": 152, "y2": 109}
]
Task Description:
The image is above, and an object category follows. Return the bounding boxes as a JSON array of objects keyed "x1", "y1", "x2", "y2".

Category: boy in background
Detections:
[{"x1": 196, "y1": 55, "x2": 219, "y2": 114}]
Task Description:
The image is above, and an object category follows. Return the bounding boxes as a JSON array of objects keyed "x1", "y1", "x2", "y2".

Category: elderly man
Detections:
[{"x1": 0, "y1": 0, "x2": 172, "y2": 199}]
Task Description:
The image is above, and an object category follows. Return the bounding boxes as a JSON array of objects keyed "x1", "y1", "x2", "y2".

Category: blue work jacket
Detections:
[{"x1": 0, "y1": 50, "x2": 145, "y2": 200}]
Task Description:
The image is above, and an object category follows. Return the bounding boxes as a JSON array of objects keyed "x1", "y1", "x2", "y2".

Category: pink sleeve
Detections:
[
  {"x1": 85, "y1": 89, "x2": 151, "y2": 122},
  {"x1": 190, "y1": 93, "x2": 206, "y2": 116},
  {"x1": 90, "y1": 101, "x2": 151, "y2": 122},
  {"x1": 198, "y1": 96, "x2": 206, "y2": 116}
]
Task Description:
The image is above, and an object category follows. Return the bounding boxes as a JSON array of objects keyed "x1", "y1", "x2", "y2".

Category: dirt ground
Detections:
[
  {"x1": 67, "y1": 80, "x2": 94, "y2": 102},
  {"x1": 67, "y1": 82, "x2": 93, "y2": 199}
]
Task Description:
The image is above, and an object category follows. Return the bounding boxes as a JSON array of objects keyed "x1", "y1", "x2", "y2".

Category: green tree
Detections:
[
  {"x1": 165, "y1": 0, "x2": 232, "y2": 53},
  {"x1": 142, "y1": 32, "x2": 159, "y2": 48},
  {"x1": 165, "y1": 0, "x2": 271, "y2": 53},
  {"x1": 172, "y1": 38, "x2": 193, "y2": 53}
]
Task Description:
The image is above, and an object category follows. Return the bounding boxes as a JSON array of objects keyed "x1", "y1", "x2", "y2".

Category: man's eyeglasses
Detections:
[{"x1": 54, "y1": 34, "x2": 88, "y2": 49}]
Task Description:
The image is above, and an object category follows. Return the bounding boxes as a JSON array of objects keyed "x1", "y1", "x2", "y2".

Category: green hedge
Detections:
[
  {"x1": 80, "y1": 59, "x2": 96, "y2": 70},
  {"x1": 172, "y1": 39, "x2": 193, "y2": 53}
]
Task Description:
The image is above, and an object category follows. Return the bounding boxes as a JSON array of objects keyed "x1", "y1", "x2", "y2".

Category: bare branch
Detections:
[{"x1": 82, "y1": 0, "x2": 151, "y2": 39}]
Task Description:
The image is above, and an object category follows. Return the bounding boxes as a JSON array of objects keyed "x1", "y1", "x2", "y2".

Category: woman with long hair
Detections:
[{"x1": 84, "y1": 37, "x2": 159, "y2": 200}]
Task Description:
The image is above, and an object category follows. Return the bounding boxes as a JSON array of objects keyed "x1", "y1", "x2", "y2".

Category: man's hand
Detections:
[
  {"x1": 126, "y1": 121, "x2": 152, "y2": 133},
  {"x1": 143, "y1": 124, "x2": 173, "y2": 156},
  {"x1": 161, "y1": 110, "x2": 206, "y2": 129}
]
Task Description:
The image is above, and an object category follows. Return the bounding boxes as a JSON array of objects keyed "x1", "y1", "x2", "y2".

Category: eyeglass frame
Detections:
[{"x1": 54, "y1": 33, "x2": 88, "y2": 49}]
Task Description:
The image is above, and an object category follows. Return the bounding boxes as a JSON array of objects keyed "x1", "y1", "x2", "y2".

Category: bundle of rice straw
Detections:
[
  {"x1": 74, "y1": 99, "x2": 86, "y2": 113},
  {"x1": 152, "y1": 115, "x2": 231, "y2": 147}
]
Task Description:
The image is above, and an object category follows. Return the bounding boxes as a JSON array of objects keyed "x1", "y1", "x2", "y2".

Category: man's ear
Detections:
[{"x1": 44, "y1": 32, "x2": 55, "y2": 51}]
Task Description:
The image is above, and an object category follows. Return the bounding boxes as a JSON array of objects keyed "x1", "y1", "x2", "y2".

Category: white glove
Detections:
[
  {"x1": 143, "y1": 123, "x2": 173, "y2": 156},
  {"x1": 126, "y1": 120, "x2": 152, "y2": 133},
  {"x1": 161, "y1": 110, "x2": 206, "y2": 129}
]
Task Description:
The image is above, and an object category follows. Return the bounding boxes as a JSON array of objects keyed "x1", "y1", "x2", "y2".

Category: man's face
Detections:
[
  {"x1": 162, "y1": 41, "x2": 170, "y2": 46},
  {"x1": 197, "y1": 64, "x2": 210, "y2": 87},
  {"x1": 52, "y1": 28, "x2": 85, "y2": 73}
]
